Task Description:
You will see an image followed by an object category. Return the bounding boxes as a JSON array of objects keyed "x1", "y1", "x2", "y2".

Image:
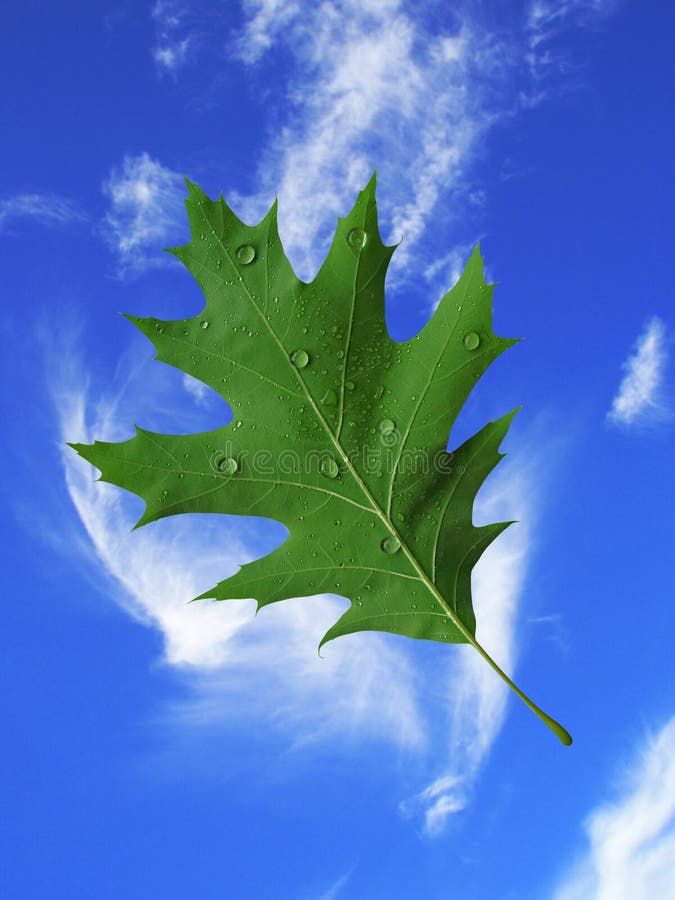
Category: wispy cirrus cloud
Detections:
[
  {"x1": 0, "y1": 192, "x2": 86, "y2": 233},
  {"x1": 607, "y1": 317, "x2": 671, "y2": 427},
  {"x1": 116, "y1": 0, "x2": 623, "y2": 293},
  {"x1": 237, "y1": 0, "x2": 302, "y2": 64},
  {"x1": 182, "y1": 373, "x2": 209, "y2": 405},
  {"x1": 313, "y1": 868, "x2": 353, "y2": 900},
  {"x1": 551, "y1": 715, "x2": 675, "y2": 900},
  {"x1": 230, "y1": 0, "x2": 622, "y2": 289},
  {"x1": 425, "y1": 239, "x2": 482, "y2": 312},
  {"x1": 102, "y1": 152, "x2": 186, "y2": 276},
  {"x1": 233, "y1": 1, "x2": 500, "y2": 284},
  {"x1": 525, "y1": 0, "x2": 622, "y2": 100},
  {"x1": 151, "y1": 0, "x2": 193, "y2": 73}
]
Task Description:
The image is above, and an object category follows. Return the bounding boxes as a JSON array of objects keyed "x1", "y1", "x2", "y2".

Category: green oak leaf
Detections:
[{"x1": 69, "y1": 175, "x2": 571, "y2": 745}]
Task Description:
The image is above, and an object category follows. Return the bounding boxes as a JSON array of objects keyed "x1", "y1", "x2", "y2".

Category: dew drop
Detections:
[
  {"x1": 463, "y1": 331, "x2": 480, "y2": 351},
  {"x1": 236, "y1": 244, "x2": 256, "y2": 264},
  {"x1": 290, "y1": 349, "x2": 309, "y2": 369},
  {"x1": 200, "y1": 320, "x2": 209, "y2": 329},
  {"x1": 155, "y1": 323, "x2": 164, "y2": 333},
  {"x1": 345, "y1": 381, "x2": 355, "y2": 391},
  {"x1": 320, "y1": 456, "x2": 339, "y2": 479},
  {"x1": 216, "y1": 456, "x2": 238, "y2": 475},
  {"x1": 381, "y1": 535, "x2": 401, "y2": 555},
  {"x1": 321, "y1": 388, "x2": 338, "y2": 406},
  {"x1": 378, "y1": 418, "x2": 395, "y2": 436},
  {"x1": 347, "y1": 227, "x2": 367, "y2": 250}
]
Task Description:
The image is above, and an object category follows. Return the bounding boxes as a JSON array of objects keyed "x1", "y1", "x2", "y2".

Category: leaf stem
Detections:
[
  {"x1": 396, "y1": 531, "x2": 573, "y2": 746},
  {"x1": 343, "y1": 441, "x2": 573, "y2": 745},
  {"x1": 460, "y1": 630, "x2": 573, "y2": 746},
  {"x1": 336, "y1": 446, "x2": 573, "y2": 746}
]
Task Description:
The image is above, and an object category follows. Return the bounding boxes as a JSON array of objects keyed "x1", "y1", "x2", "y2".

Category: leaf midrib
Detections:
[{"x1": 196, "y1": 198, "x2": 477, "y2": 643}]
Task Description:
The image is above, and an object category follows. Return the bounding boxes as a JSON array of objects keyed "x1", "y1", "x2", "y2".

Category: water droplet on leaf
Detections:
[
  {"x1": 381, "y1": 535, "x2": 401, "y2": 554},
  {"x1": 464, "y1": 331, "x2": 480, "y2": 351},
  {"x1": 320, "y1": 456, "x2": 339, "y2": 479},
  {"x1": 216, "y1": 456, "x2": 238, "y2": 475},
  {"x1": 290, "y1": 349, "x2": 309, "y2": 369},
  {"x1": 236, "y1": 244, "x2": 255, "y2": 264},
  {"x1": 347, "y1": 228, "x2": 367, "y2": 250}
]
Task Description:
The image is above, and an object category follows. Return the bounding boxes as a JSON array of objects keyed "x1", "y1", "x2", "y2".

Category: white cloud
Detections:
[
  {"x1": 132, "y1": 0, "x2": 623, "y2": 301},
  {"x1": 182, "y1": 373, "x2": 209, "y2": 404},
  {"x1": 154, "y1": 37, "x2": 191, "y2": 71},
  {"x1": 551, "y1": 715, "x2": 675, "y2": 900},
  {"x1": 525, "y1": 0, "x2": 621, "y2": 98},
  {"x1": 152, "y1": 1, "x2": 193, "y2": 73},
  {"x1": 230, "y1": 0, "x2": 621, "y2": 289},
  {"x1": 607, "y1": 317, "x2": 671, "y2": 427},
  {"x1": 0, "y1": 192, "x2": 86, "y2": 232},
  {"x1": 314, "y1": 869, "x2": 353, "y2": 900},
  {"x1": 425, "y1": 241, "x2": 480, "y2": 311},
  {"x1": 102, "y1": 152, "x2": 186, "y2": 276},
  {"x1": 237, "y1": 0, "x2": 302, "y2": 64},
  {"x1": 232, "y1": 1, "x2": 503, "y2": 285}
]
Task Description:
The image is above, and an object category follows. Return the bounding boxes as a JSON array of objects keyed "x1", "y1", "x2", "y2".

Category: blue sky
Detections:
[{"x1": 2, "y1": 1, "x2": 674, "y2": 897}]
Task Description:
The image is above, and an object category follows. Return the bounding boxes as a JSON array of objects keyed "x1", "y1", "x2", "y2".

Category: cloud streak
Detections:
[
  {"x1": 607, "y1": 317, "x2": 671, "y2": 427},
  {"x1": 151, "y1": 1, "x2": 193, "y2": 73},
  {"x1": 104, "y1": 1, "x2": 623, "y2": 292},
  {"x1": 233, "y1": 2, "x2": 500, "y2": 285},
  {"x1": 229, "y1": 0, "x2": 621, "y2": 291},
  {"x1": 0, "y1": 192, "x2": 86, "y2": 232},
  {"x1": 314, "y1": 868, "x2": 354, "y2": 900},
  {"x1": 526, "y1": 0, "x2": 622, "y2": 89},
  {"x1": 102, "y1": 152, "x2": 187, "y2": 276},
  {"x1": 551, "y1": 715, "x2": 675, "y2": 900}
]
